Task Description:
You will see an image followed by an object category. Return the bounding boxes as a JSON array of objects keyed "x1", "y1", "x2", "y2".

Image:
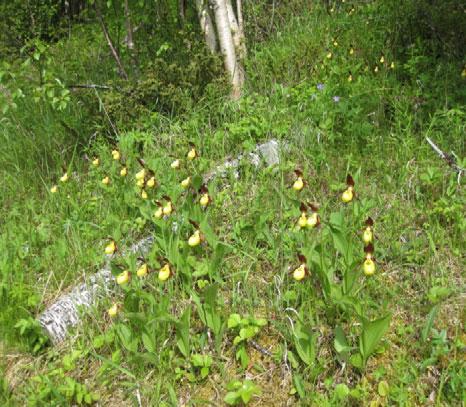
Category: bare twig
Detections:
[
  {"x1": 68, "y1": 84, "x2": 113, "y2": 90},
  {"x1": 250, "y1": 339, "x2": 273, "y2": 358},
  {"x1": 95, "y1": 3, "x2": 129, "y2": 80},
  {"x1": 426, "y1": 137, "x2": 464, "y2": 182},
  {"x1": 135, "y1": 388, "x2": 142, "y2": 407}
]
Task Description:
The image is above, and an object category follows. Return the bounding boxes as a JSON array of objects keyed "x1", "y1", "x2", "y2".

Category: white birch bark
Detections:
[
  {"x1": 236, "y1": 0, "x2": 246, "y2": 59},
  {"x1": 226, "y1": 0, "x2": 246, "y2": 85},
  {"x1": 195, "y1": 0, "x2": 218, "y2": 53},
  {"x1": 38, "y1": 237, "x2": 154, "y2": 343},
  {"x1": 210, "y1": 0, "x2": 243, "y2": 99},
  {"x1": 123, "y1": 0, "x2": 134, "y2": 50},
  {"x1": 225, "y1": 0, "x2": 240, "y2": 49}
]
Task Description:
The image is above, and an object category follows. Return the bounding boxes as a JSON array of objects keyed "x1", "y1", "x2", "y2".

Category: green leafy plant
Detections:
[
  {"x1": 224, "y1": 379, "x2": 262, "y2": 405},
  {"x1": 14, "y1": 317, "x2": 49, "y2": 354},
  {"x1": 228, "y1": 313, "x2": 267, "y2": 369}
]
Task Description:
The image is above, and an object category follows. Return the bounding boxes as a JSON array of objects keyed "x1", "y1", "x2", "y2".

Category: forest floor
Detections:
[{"x1": 1, "y1": 3, "x2": 465, "y2": 406}]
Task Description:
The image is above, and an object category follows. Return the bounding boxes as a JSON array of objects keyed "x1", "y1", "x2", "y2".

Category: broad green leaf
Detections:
[
  {"x1": 239, "y1": 326, "x2": 257, "y2": 340},
  {"x1": 141, "y1": 332, "x2": 156, "y2": 353},
  {"x1": 228, "y1": 313, "x2": 242, "y2": 329},
  {"x1": 335, "y1": 383, "x2": 350, "y2": 399},
  {"x1": 175, "y1": 308, "x2": 191, "y2": 358},
  {"x1": 224, "y1": 392, "x2": 239, "y2": 405},
  {"x1": 349, "y1": 353, "x2": 363, "y2": 369},
  {"x1": 334, "y1": 326, "x2": 351, "y2": 354},
  {"x1": 427, "y1": 286, "x2": 451, "y2": 304},
  {"x1": 360, "y1": 314, "x2": 391, "y2": 363},
  {"x1": 421, "y1": 305, "x2": 438, "y2": 342},
  {"x1": 200, "y1": 366, "x2": 209, "y2": 378},
  {"x1": 378, "y1": 380, "x2": 389, "y2": 397},
  {"x1": 292, "y1": 374, "x2": 306, "y2": 398},
  {"x1": 226, "y1": 380, "x2": 242, "y2": 391},
  {"x1": 294, "y1": 323, "x2": 316, "y2": 366}
]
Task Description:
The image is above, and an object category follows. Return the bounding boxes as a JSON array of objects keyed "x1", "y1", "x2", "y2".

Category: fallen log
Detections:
[{"x1": 38, "y1": 140, "x2": 281, "y2": 343}]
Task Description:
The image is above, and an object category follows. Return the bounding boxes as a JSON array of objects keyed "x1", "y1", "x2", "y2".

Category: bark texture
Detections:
[
  {"x1": 195, "y1": 0, "x2": 218, "y2": 53},
  {"x1": 38, "y1": 237, "x2": 154, "y2": 343},
  {"x1": 210, "y1": 0, "x2": 244, "y2": 99},
  {"x1": 123, "y1": 0, "x2": 134, "y2": 50}
]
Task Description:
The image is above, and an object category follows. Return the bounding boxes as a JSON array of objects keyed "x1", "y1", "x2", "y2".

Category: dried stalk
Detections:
[{"x1": 95, "y1": 3, "x2": 129, "y2": 80}]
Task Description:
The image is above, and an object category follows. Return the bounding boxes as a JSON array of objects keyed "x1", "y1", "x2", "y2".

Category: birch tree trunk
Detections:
[
  {"x1": 236, "y1": 0, "x2": 246, "y2": 59},
  {"x1": 210, "y1": 0, "x2": 244, "y2": 99},
  {"x1": 195, "y1": 0, "x2": 218, "y2": 53},
  {"x1": 225, "y1": 0, "x2": 240, "y2": 48},
  {"x1": 225, "y1": 0, "x2": 245, "y2": 86},
  {"x1": 123, "y1": 0, "x2": 134, "y2": 50}
]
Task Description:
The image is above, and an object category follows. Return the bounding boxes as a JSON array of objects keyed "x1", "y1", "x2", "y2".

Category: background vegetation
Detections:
[{"x1": 0, "y1": 0, "x2": 464, "y2": 405}]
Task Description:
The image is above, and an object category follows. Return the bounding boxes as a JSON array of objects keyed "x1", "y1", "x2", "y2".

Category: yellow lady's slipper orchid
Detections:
[
  {"x1": 380, "y1": 55, "x2": 385, "y2": 64},
  {"x1": 146, "y1": 176, "x2": 156, "y2": 188},
  {"x1": 181, "y1": 176, "x2": 191, "y2": 189},
  {"x1": 102, "y1": 176, "x2": 110, "y2": 185},
  {"x1": 116, "y1": 270, "x2": 130, "y2": 285},
  {"x1": 200, "y1": 193, "x2": 210, "y2": 207},
  {"x1": 141, "y1": 189, "x2": 148, "y2": 199},
  {"x1": 298, "y1": 213, "x2": 308, "y2": 228},
  {"x1": 170, "y1": 159, "x2": 180, "y2": 169},
  {"x1": 341, "y1": 187, "x2": 354, "y2": 203},
  {"x1": 307, "y1": 212, "x2": 319, "y2": 228},
  {"x1": 363, "y1": 258, "x2": 375, "y2": 276},
  {"x1": 104, "y1": 240, "x2": 116, "y2": 255},
  {"x1": 92, "y1": 158, "x2": 100, "y2": 166},
  {"x1": 348, "y1": 73, "x2": 353, "y2": 82},
  {"x1": 326, "y1": 51, "x2": 332, "y2": 59},
  {"x1": 135, "y1": 169, "x2": 146, "y2": 181},
  {"x1": 374, "y1": 65, "x2": 379, "y2": 73},
  {"x1": 120, "y1": 167, "x2": 128, "y2": 177},
  {"x1": 293, "y1": 177, "x2": 304, "y2": 191},
  {"x1": 136, "y1": 263, "x2": 148, "y2": 277},
  {"x1": 187, "y1": 147, "x2": 197, "y2": 160},
  {"x1": 293, "y1": 264, "x2": 306, "y2": 281},
  {"x1": 390, "y1": 61, "x2": 395, "y2": 69},
  {"x1": 158, "y1": 264, "x2": 171, "y2": 281},
  {"x1": 111, "y1": 150, "x2": 121, "y2": 160},
  {"x1": 363, "y1": 227, "x2": 373, "y2": 244},
  {"x1": 188, "y1": 230, "x2": 201, "y2": 247},
  {"x1": 50, "y1": 185, "x2": 58, "y2": 193},
  {"x1": 154, "y1": 207, "x2": 163, "y2": 219},
  {"x1": 107, "y1": 303, "x2": 118, "y2": 317},
  {"x1": 349, "y1": 47, "x2": 354, "y2": 55},
  {"x1": 136, "y1": 179, "x2": 145, "y2": 188},
  {"x1": 60, "y1": 172, "x2": 69, "y2": 183},
  {"x1": 163, "y1": 201, "x2": 173, "y2": 216}
]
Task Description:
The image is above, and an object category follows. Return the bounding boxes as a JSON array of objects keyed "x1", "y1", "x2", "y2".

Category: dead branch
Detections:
[
  {"x1": 95, "y1": 3, "x2": 129, "y2": 80},
  {"x1": 426, "y1": 137, "x2": 464, "y2": 180},
  {"x1": 68, "y1": 84, "x2": 113, "y2": 90}
]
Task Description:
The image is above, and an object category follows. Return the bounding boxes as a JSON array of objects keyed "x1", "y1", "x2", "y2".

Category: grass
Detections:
[{"x1": 1, "y1": 2, "x2": 465, "y2": 406}]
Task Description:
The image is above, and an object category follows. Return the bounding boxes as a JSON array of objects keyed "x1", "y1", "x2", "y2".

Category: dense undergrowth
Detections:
[{"x1": 1, "y1": 1, "x2": 465, "y2": 405}]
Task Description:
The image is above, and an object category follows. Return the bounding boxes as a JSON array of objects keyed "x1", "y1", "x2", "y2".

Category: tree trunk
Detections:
[
  {"x1": 236, "y1": 0, "x2": 246, "y2": 58},
  {"x1": 210, "y1": 0, "x2": 243, "y2": 99},
  {"x1": 123, "y1": 0, "x2": 134, "y2": 50},
  {"x1": 225, "y1": 0, "x2": 240, "y2": 48},
  {"x1": 195, "y1": 0, "x2": 218, "y2": 53},
  {"x1": 226, "y1": 0, "x2": 246, "y2": 85}
]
